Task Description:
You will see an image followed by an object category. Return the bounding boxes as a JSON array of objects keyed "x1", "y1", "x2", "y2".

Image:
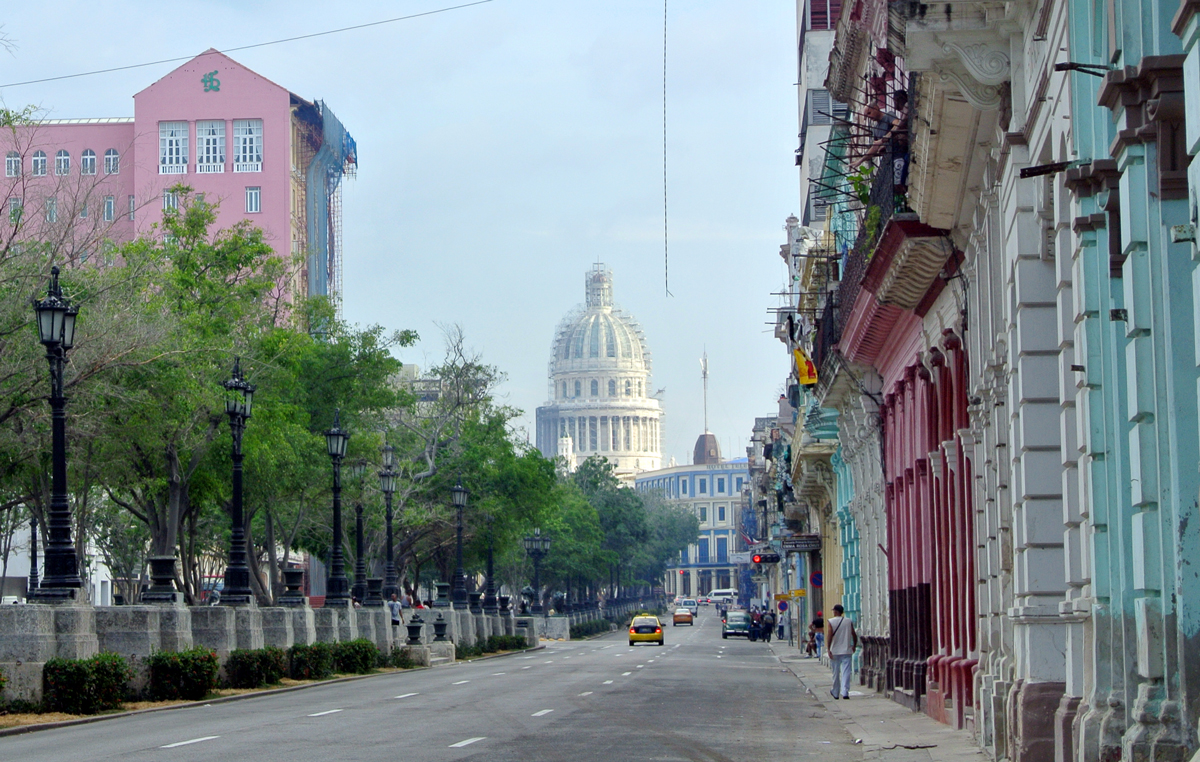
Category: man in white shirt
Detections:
[{"x1": 824, "y1": 604, "x2": 858, "y2": 699}]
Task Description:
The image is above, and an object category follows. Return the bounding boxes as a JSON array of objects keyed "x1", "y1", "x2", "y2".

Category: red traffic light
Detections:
[
  {"x1": 752, "y1": 554, "x2": 763, "y2": 563},
  {"x1": 678, "y1": 569, "x2": 685, "y2": 575},
  {"x1": 752, "y1": 552, "x2": 781, "y2": 564}
]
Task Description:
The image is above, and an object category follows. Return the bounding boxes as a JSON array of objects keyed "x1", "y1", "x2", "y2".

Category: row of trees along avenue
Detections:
[{"x1": 0, "y1": 113, "x2": 697, "y2": 607}]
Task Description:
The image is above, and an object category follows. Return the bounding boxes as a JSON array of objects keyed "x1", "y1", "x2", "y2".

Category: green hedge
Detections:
[
  {"x1": 332, "y1": 639, "x2": 378, "y2": 675},
  {"x1": 226, "y1": 646, "x2": 288, "y2": 689},
  {"x1": 288, "y1": 642, "x2": 334, "y2": 680},
  {"x1": 43, "y1": 652, "x2": 133, "y2": 715},
  {"x1": 0, "y1": 663, "x2": 6, "y2": 694},
  {"x1": 145, "y1": 647, "x2": 219, "y2": 701},
  {"x1": 388, "y1": 646, "x2": 417, "y2": 669},
  {"x1": 570, "y1": 619, "x2": 612, "y2": 639}
]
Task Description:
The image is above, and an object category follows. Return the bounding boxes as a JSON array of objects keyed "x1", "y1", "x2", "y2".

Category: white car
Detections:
[{"x1": 681, "y1": 598, "x2": 699, "y2": 616}]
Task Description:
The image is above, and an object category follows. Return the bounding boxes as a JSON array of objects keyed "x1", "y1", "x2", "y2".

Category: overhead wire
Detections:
[
  {"x1": 0, "y1": 1, "x2": 495, "y2": 89},
  {"x1": 663, "y1": 0, "x2": 672, "y2": 298}
]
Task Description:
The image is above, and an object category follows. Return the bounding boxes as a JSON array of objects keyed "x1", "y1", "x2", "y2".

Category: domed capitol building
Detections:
[{"x1": 535, "y1": 265, "x2": 663, "y2": 479}]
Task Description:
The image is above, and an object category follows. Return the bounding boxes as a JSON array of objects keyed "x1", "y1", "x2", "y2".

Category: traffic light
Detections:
[
  {"x1": 678, "y1": 569, "x2": 685, "y2": 575},
  {"x1": 752, "y1": 552, "x2": 781, "y2": 564}
]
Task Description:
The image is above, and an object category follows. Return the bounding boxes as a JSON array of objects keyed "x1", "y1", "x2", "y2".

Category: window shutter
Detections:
[{"x1": 809, "y1": 90, "x2": 832, "y2": 125}]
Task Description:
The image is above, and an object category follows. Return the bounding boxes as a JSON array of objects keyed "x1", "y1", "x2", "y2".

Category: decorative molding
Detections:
[
  {"x1": 942, "y1": 41, "x2": 1011, "y2": 86},
  {"x1": 936, "y1": 64, "x2": 1005, "y2": 111}
]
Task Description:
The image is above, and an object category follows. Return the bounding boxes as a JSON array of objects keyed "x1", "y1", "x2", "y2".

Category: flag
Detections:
[{"x1": 794, "y1": 347, "x2": 818, "y2": 385}]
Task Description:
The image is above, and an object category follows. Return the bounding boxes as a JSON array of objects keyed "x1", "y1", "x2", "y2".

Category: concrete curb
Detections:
[
  {"x1": 770, "y1": 645, "x2": 874, "y2": 745},
  {"x1": 0, "y1": 644, "x2": 546, "y2": 739}
]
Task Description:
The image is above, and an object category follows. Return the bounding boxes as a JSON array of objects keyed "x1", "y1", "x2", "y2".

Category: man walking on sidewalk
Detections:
[{"x1": 824, "y1": 604, "x2": 858, "y2": 699}]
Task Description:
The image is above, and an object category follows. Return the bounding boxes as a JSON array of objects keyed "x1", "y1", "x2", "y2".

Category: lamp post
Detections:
[
  {"x1": 30, "y1": 266, "x2": 81, "y2": 600},
  {"x1": 450, "y1": 481, "x2": 469, "y2": 610},
  {"x1": 483, "y1": 514, "x2": 498, "y2": 615},
  {"x1": 522, "y1": 528, "x2": 551, "y2": 615},
  {"x1": 324, "y1": 410, "x2": 351, "y2": 606},
  {"x1": 379, "y1": 443, "x2": 398, "y2": 600},
  {"x1": 349, "y1": 459, "x2": 368, "y2": 603},
  {"x1": 220, "y1": 358, "x2": 256, "y2": 605}
]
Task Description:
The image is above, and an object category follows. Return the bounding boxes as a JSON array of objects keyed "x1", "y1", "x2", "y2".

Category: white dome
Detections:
[{"x1": 550, "y1": 267, "x2": 650, "y2": 375}]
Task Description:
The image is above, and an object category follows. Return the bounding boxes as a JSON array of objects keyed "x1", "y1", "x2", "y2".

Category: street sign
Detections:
[
  {"x1": 773, "y1": 593, "x2": 790, "y2": 601},
  {"x1": 791, "y1": 589, "x2": 807, "y2": 597},
  {"x1": 777, "y1": 600, "x2": 789, "y2": 612},
  {"x1": 781, "y1": 534, "x2": 822, "y2": 552},
  {"x1": 729, "y1": 552, "x2": 753, "y2": 564},
  {"x1": 811, "y1": 571, "x2": 823, "y2": 588}
]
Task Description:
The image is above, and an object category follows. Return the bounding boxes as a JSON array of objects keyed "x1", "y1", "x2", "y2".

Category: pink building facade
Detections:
[{"x1": 2, "y1": 50, "x2": 356, "y2": 305}]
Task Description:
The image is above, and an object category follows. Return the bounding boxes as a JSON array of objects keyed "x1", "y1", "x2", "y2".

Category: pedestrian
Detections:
[
  {"x1": 761, "y1": 609, "x2": 775, "y2": 643},
  {"x1": 824, "y1": 604, "x2": 858, "y2": 700},
  {"x1": 811, "y1": 611, "x2": 825, "y2": 657},
  {"x1": 749, "y1": 608, "x2": 762, "y2": 642},
  {"x1": 387, "y1": 593, "x2": 404, "y2": 631}
]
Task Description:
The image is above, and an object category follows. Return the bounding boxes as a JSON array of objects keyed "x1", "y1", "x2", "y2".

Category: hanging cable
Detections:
[
  {"x1": 663, "y1": 0, "x2": 672, "y2": 297},
  {"x1": 0, "y1": 1, "x2": 494, "y2": 89}
]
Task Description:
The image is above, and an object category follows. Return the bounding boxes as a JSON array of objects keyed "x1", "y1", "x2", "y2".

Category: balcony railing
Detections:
[{"x1": 197, "y1": 162, "x2": 225, "y2": 174}]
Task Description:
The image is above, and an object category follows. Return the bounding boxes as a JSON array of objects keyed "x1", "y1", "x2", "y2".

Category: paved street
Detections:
[{"x1": 0, "y1": 610, "x2": 858, "y2": 761}]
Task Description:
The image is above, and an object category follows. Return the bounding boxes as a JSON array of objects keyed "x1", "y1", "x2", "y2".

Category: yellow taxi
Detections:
[
  {"x1": 672, "y1": 608, "x2": 694, "y2": 626},
  {"x1": 628, "y1": 615, "x2": 664, "y2": 646}
]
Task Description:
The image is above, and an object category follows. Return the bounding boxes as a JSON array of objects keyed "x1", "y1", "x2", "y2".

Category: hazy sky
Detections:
[{"x1": 1, "y1": 1, "x2": 798, "y2": 465}]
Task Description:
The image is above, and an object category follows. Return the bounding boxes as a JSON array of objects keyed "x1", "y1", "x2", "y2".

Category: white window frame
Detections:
[
  {"x1": 245, "y1": 186, "x2": 261, "y2": 214},
  {"x1": 31, "y1": 151, "x2": 47, "y2": 177},
  {"x1": 80, "y1": 149, "x2": 97, "y2": 176},
  {"x1": 103, "y1": 195, "x2": 115, "y2": 222},
  {"x1": 55, "y1": 150, "x2": 70, "y2": 176},
  {"x1": 163, "y1": 190, "x2": 179, "y2": 212},
  {"x1": 159, "y1": 122, "x2": 189, "y2": 175},
  {"x1": 8, "y1": 197, "x2": 22, "y2": 223},
  {"x1": 45, "y1": 197, "x2": 57, "y2": 223},
  {"x1": 128, "y1": 195, "x2": 135, "y2": 221},
  {"x1": 233, "y1": 119, "x2": 263, "y2": 172},
  {"x1": 104, "y1": 148, "x2": 120, "y2": 175},
  {"x1": 5, "y1": 151, "x2": 19, "y2": 178},
  {"x1": 196, "y1": 120, "x2": 225, "y2": 173}
]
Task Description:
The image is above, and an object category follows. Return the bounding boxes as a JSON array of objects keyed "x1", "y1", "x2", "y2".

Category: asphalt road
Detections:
[{"x1": 0, "y1": 609, "x2": 859, "y2": 761}]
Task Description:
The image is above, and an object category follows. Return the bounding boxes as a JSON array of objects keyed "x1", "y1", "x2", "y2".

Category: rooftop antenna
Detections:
[{"x1": 700, "y1": 349, "x2": 709, "y2": 434}]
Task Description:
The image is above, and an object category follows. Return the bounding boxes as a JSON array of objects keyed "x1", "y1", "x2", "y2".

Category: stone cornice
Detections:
[{"x1": 1173, "y1": 0, "x2": 1200, "y2": 37}]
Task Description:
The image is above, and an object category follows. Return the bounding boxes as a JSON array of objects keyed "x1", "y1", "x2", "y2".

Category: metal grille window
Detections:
[
  {"x1": 196, "y1": 121, "x2": 225, "y2": 173},
  {"x1": 233, "y1": 119, "x2": 263, "y2": 172},
  {"x1": 104, "y1": 148, "x2": 119, "y2": 175},
  {"x1": 5, "y1": 151, "x2": 19, "y2": 177},
  {"x1": 103, "y1": 195, "x2": 114, "y2": 222},
  {"x1": 159, "y1": 122, "x2": 188, "y2": 174},
  {"x1": 31, "y1": 151, "x2": 46, "y2": 176},
  {"x1": 80, "y1": 149, "x2": 96, "y2": 175},
  {"x1": 245, "y1": 186, "x2": 261, "y2": 213},
  {"x1": 55, "y1": 150, "x2": 70, "y2": 176}
]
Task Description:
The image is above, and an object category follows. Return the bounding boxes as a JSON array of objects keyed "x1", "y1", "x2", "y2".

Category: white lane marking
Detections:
[
  {"x1": 603, "y1": 680, "x2": 614, "y2": 684},
  {"x1": 453, "y1": 680, "x2": 470, "y2": 685},
  {"x1": 161, "y1": 736, "x2": 219, "y2": 748},
  {"x1": 636, "y1": 664, "x2": 644, "y2": 668},
  {"x1": 394, "y1": 692, "x2": 419, "y2": 699},
  {"x1": 532, "y1": 709, "x2": 554, "y2": 717},
  {"x1": 522, "y1": 665, "x2": 532, "y2": 669},
  {"x1": 521, "y1": 655, "x2": 535, "y2": 659},
  {"x1": 579, "y1": 691, "x2": 593, "y2": 696},
  {"x1": 492, "y1": 672, "x2": 506, "y2": 675},
  {"x1": 544, "y1": 660, "x2": 553, "y2": 664},
  {"x1": 449, "y1": 737, "x2": 486, "y2": 748},
  {"x1": 622, "y1": 671, "x2": 632, "y2": 676},
  {"x1": 307, "y1": 709, "x2": 343, "y2": 717}
]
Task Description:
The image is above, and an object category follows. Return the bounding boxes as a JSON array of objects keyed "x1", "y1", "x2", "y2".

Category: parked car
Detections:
[
  {"x1": 673, "y1": 608, "x2": 694, "y2": 626},
  {"x1": 629, "y1": 615, "x2": 664, "y2": 646},
  {"x1": 722, "y1": 610, "x2": 751, "y2": 639}
]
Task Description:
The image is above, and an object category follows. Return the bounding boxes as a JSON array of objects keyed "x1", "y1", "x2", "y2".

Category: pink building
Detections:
[{"x1": 1, "y1": 49, "x2": 356, "y2": 305}]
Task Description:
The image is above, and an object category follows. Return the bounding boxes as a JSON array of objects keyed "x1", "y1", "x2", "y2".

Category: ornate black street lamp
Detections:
[
  {"x1": 30, "y1": 267, "x2": 81, "y2": 600},
  {"x1": 324, "y1": 410, "x2": 351, "y2": 606},
  {"x1": 483, "y1": 514, "x2": 498, "y2": 615},
  {"x1": 450, "y1": 481, "x2": 469, "y2": 610},
  {"x1": 379, "y1": 443, "x2": 399, "y2": 600},
  {"x1": 522, "y1": 528, "x2": 551, "y2": 615},
  {"x1": 349, "y1": 459, "x2": 368, "y2": 603},
  {"x1": 220, "y1": 358, "x2": 255, "y2": 605}
]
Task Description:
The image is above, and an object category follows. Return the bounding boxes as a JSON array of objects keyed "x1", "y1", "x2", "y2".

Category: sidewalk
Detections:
[{"x1": 769, "y1": 642, "x2": 986, "y2": 761}]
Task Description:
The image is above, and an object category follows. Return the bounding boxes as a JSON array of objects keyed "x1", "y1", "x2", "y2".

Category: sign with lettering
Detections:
[
  {"x1": 781, "y1": 534, "x2": 821, "y2": 552},
  {"x1": 202, "y1": 71, "x2": 221, "y2": 92}
]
